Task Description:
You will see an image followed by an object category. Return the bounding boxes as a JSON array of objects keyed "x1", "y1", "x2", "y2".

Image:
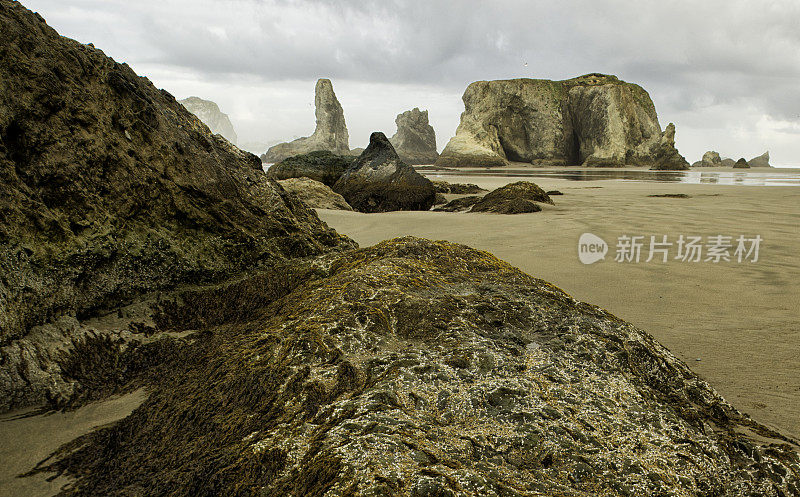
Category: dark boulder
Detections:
[
  {"x1": 266, "y1": 150, "x2": 354, "y2": 187},
  {"x1": 333, "y1": 132, "x2": 436, "y2": 213},
  {"x1": 734, "y1": 158, "x2": 751, "y2": 169},
  {"x1": 470, "y1": 181, "x2": 554, "y2": 214}
]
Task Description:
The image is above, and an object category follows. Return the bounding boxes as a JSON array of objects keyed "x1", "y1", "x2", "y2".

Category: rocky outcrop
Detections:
[
  {"x1": 693, "y1": 151, "x2": 771, "y2": 168},
  {"x1": 431, "y1": 180, "x2": 486, "y2": 194},
  {"x1": 692, "y1": 150, "x2": 723, "y2": 167},
  {"x1": 277, "y1": 177, "x2": 353, "y2": 211},
  {"x1": 0, "y1": 0, "x2": 352, "y2": 410},
  {"x1": 471, "y1": 181, "x2": 554, "y2": 214},
  {"x1": 648, "y1": 123, "x2": 690, "y2": 170},
  {"x1": 33, "y1": 237, "x2": 800, "y2": 495},
  {"x1": 749, "y1": 151, "x2": 772, "y2": 168},
  {"x1": 437, "y1": 74, "x2": 689, "y2": 169},
  {"x1": 178, "y1": 96, "x2": 237, "y2": 144},
  {"x1": 333, "y1": 132, "x2": 436, "y2": 213},
  {"x1": 266, "y1": 150, "x2": 354, "y2": 187},
  {"x1": 433, "y1": 195, "x2": 482, "y2": 212},
  {"x1": 389, "y1": 107, "x2": 439, "y2": 164},
  {"x1": 262, "y1": 79, "x2": 349, "y2": 162},
  {"x1": 734, "y1": 158, "x2": 751, "y2": 169}
]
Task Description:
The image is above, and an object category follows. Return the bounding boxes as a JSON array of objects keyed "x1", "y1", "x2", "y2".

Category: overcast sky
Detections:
[{"x1": 23, "y1": 0, "x2": 800, "y2": 165}]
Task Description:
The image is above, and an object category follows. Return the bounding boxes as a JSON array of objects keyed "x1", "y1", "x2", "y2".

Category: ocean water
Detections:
[{"x1": 422, "y1": 168, "x2": 800, "y2": 186}]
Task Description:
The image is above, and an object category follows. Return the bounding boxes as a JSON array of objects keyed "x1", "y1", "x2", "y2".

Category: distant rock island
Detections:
[
  {"x1": 389, "y1": 107, "x2": 439, "y2": 164},
  {"x1": 692, "y1": 151, "x2": 772, "y2": 168},
  {"x1": 262, "y1": 78, "x2": 350, "y2": 163},
  {"x1": 179, "y1": 96, "x2": 238, "y2": 144},
  {"x1": 436, "y1": 74, "x2": 689, "y2": 170}
]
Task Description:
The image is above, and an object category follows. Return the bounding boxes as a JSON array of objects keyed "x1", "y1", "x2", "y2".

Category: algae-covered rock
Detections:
[
  {"x1": 431, "y1": 180, "x2": 486, "y2": 194},
  {"x1": 734, "y1": 158, "x2": 751, "y2": 169},
  {"x1": 33, "y1": 238, "x2": 800, "y2": 496},
  {"x1": 333, "y1": 132, "x2": 436, "y2": 213},
  {"x1": 470, "y1": 181, "x2": 554, "y2": 214},
  {"x1": 437, "y1": 74, "x2": 688, "y2": 168},
  {"x1": 277, "y1": 177, "x2": 353, "y2": 211},
  {"x1": 266, "y1": 150, "x2": 354, "y2": 186},
  {"x1": 262, "y1": 79, "x2": 350, "y2": 162},
  {"x1": 433, "y1": 195, "x2": 482, "y2": 212},
  {"x1": 0, "y1": 1, "x2": 352, "y2": 368}
]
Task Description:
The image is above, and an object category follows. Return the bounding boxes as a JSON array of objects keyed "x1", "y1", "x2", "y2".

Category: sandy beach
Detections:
[{"x1": 319, "y1": 167, "x2": 800, "y2": 440}]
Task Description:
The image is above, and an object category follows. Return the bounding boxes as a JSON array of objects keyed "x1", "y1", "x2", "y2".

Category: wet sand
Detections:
[
  {"x1": 0, "y1": 390, "x2": 147, "y2": 496},
  {"x1": 318, "y1": 170, "x2": 800, "y2": 440}
]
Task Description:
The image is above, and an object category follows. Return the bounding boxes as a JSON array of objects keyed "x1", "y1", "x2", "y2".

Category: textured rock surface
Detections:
[
  {"x1": 266, "y1": 150, "x2": 354, "y2": 187},
  {"x1": 333, "y1": 132, "x2": 436, "y2": 213},
  {"x1": 389, "y1": 107, "x2": 439, "y2": 164},
  {"x1": 262, "y1": 79, "x2": 349, "y2": 162},
  {"x1": 432, "y1": 180, "x2": 486, "y2": 194},
  {"x1": 433, "y1": 195, "x2": 482, "y2": 212},
  {"x1": 0, "y1": 0, "x2": 353, "y2": 410},
  {"x1": 471, "y1": 181, "x2": 554, "y2": 214},
  {"x1": 648, "y1": 123, "x2": 690, "y2": 170},
  {"x1": 692, "y1": 150, "x2": 723, "y2": 167},
  {"x1": 437, "y1": 74, "x2": 689, "y2": 169},
  {"x1": 734, "y1": 158, "x2": 751, "y2": 169},
  {"x1": 32, "y1": 238, "x2": 800, "y2": 496},
  {"x1": 178, "y1": 96, "x2": 237, "y2": 145},
  {"x1": 749, "y1": 151, "x2": 772, "y2": 168},
  {"x1": 277, "y1": 177, "x2": 353, "y2": 211}
]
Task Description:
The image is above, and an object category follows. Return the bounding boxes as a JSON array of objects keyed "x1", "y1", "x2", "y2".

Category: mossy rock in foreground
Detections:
[{"x1": 32, "y1": 237, "x2": 800, "y2": 496}]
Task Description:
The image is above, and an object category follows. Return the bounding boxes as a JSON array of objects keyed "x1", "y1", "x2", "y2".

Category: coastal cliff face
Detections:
[
  {"x1": 179, "y1": 96, "x2": 238, "y2": 144},
  {"x1": 262, "y1": 79, "x2": 350, "y2": 162},
  {"x1": 0, "y1": 0, "x2": 351, "y2": 407},
  {"x1": 437, "y1": 74, "x2": 689, "y2": 169},
  {"x1": 389, "y1": 107, "x2": 439, "y2": 164}
]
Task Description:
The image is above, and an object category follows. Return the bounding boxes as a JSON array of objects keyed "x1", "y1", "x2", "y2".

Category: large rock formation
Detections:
[
  {"x1": 333, "y1": 132, "x2": 437, "y2": 213},
  {"x1": 437, "y1": 74, "x2": 689, "y2": 169},
  {"x1": 389, "y1": 107, "x2": 439, "y2": 164},
  {"x1": 277, "y1": 177, "x2": 353, "y2": 211},
  {"x1": 178, "y1": 96, "x2": 237, "y2": 145},
  {"x1": 0, "y1": 0, "x2": 352, "y2": 410},
  {"x1": 262, "y1": 79, "x2": 349, "y2": 162},
  {"x1": 692, "y1": 150, "x2": 723, "y2": 167},
  {"x1": 749, "y1": 151, "x2": 772, "y2": 168},
  {"x1": 32, "y1": 238, "x2": 800, "y2": 495},
  {"x1": 266, "y1": 150, "x2": 354, "y2": 187},
  {"x1": 734, "y1": 158, "x2": 751, "y2": 169}
]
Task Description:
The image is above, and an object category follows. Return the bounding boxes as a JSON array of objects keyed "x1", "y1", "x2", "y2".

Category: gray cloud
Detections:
[{"x1": 22, "y1": 0, "x2": 800, "y2": 164}]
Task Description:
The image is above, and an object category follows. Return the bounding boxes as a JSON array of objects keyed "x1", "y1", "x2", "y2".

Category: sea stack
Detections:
[
  {"x1": 179, "y1": 96, "x2": 238, "y2": 144},
  {"x1": 436, "y1": 74, "x2": 689, "y2": 169},
  {"x1": 389, "y1": 107, "x2": 439, "y2": 164},
  {"x1": 333, "y1": 132, "x2": 436, "y2": 212},
  {"x1": 262, "y1": 79, "x2": 350, "y2": 162},
  {"x1": 692, "y1": 151, "x2": 723, "y2": 167}
]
